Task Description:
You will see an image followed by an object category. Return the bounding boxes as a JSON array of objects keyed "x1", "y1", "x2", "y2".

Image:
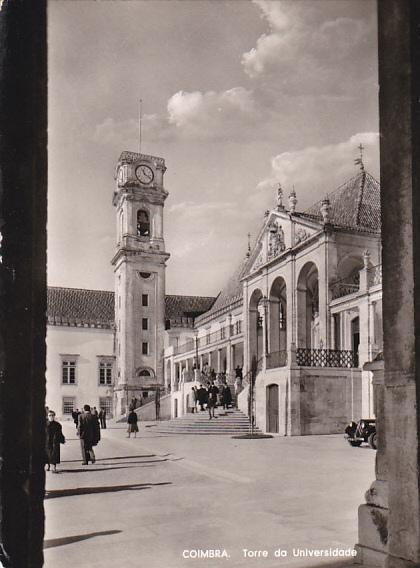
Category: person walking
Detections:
[
  {"x1": 72, "y1": 408, "x2": 81, "y2": 431},
  {"x1": 45, "y1": 410, "x2": 65, "y2": 473},
  {"x1": 197, "y1": 384, "x2": 207, "y2": 411},
  {"x1": 207, "y1": 380, "x2": 219, "y2": 419},
  {"x1": 221, "y1": 383, "x2": 232, "y2": 409},
  {"x1": 77, "y1": 404, "x2": 100, "y2": 465},
  {"x1": 127, "y1": 408, "x2": 139, "y2": 438},
  {"x1": 191, "y1": 386, "x2": 198, "y2": 413},
  {"x1": 98, "y1": 408, "x2": 107, "y2": 429}
]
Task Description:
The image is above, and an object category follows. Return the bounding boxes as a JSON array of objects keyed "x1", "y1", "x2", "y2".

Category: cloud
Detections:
[
  {"x1": 242, "y1": 0, "x2": 376, "y2": 97},
  {"x1": 93, "y1": 87, "x2": 258, "y2": 145},
  {"x1": 256, "y1": 132, "x2": 380, "y2": 209},
  {"x1": 166, "y1": 87, "x2": 257, "y2": 139}
]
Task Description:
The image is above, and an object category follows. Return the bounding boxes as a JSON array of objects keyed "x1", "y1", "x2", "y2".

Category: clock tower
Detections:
[{"x1": 111, "y1": 151, "x2": 170, "y2": 415}]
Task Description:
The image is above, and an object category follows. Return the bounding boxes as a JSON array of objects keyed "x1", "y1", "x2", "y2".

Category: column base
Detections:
[
  {"x1": 356, "y1": 503, "x2": 388, "y2": 567},
  {"x1": 355, "y1": 544, "x2": 387, "y2": 567},
  {"x1": 386, "y1": 555, "x2": 420, "y2": 568}
]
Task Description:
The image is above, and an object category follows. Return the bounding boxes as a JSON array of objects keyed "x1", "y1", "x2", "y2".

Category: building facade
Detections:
[
  {"x1": 164, "y1": 168, "x2": 383, "y2": 435},
  {"x1": 46, "y1": 151, "x2": 383, "y2": 433}
]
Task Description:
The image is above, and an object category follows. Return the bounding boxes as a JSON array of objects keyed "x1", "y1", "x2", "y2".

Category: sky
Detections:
[{"x1": 48, "y1": 0, "x2": 379, "y2": 297}]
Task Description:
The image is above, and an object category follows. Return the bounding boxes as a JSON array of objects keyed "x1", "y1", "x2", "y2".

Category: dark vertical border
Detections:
[{"x1": 0, "y1": 1, "x2": 47, "y2": 566}]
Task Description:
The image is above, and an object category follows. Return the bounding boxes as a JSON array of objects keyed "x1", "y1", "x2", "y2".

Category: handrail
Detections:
[{"x1": 174, "y1": 323, "x2": 243, "y2": 356}]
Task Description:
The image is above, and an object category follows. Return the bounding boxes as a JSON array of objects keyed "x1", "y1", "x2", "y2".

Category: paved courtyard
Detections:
[{"x1": 44, "y1": 419, "x2": 375, "y2": 568}]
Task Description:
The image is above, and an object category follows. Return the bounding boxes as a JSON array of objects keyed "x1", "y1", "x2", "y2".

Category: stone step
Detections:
[{"x1": 154, "y1": 408, "x2": 259, "y2": 435}]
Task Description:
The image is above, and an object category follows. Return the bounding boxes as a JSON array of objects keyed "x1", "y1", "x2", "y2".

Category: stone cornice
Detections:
[{"x1": 111, "y1": 247, "x2": 170, "y2": 267}]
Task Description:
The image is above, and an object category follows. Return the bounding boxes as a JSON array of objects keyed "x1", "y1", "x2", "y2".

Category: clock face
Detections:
[{"x1": 135, "y1": 164, "x2": 154, "y2": 185}]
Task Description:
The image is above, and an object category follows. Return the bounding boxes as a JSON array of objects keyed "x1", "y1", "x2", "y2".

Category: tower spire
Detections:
[{"x1": 139, "y1": 99, "x2": 143, "y2": 154}]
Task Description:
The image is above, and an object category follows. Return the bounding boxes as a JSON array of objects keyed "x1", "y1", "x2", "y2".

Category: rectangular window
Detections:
[
  {"x1": 99, "y1": 396, "x2": 113, "y2": 418},
  {"x1": 142, "y1": 294, "x2": 149, "y2": 307},
  {"x1": 142, "y1": 342, "x2": 149, "y2": 355},
  {"x1": 62, "y1": 360, "x2": 77, "y2": 384},
  {"x1": 99, "y1": 361, "x2": 113, "y2": 385},
  {"x1": 63, "y1": 397, "x2": 75, "y2": 415},
  {"x1": 236, "y1": 320, "x2": 242, "y2": 335},
  {"x1": 142, "y1": 317, "x2": 148, "y2": 330},
  {"x1": 220, "y1": 327, "x2": 225, "y2": 340}
]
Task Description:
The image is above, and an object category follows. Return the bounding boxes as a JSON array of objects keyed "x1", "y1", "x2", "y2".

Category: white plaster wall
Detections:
[{"x1": 46, "y1": 325, "x2": 114, "y2": 419}]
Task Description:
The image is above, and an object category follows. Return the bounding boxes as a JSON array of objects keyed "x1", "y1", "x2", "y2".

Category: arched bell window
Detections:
[
  {"x1": 137, "y1": 209, "x2": 150, "y2": 237},
  {"x1": 139, "y1": 369, "x2": 151, "y2": 378}
]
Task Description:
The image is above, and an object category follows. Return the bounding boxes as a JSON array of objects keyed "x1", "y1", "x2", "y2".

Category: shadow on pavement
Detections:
[
  {"x1": 44, "y1": 529, "x2": 122, "y2": 549},
  {"x1": 45, "y1": 481, "x2": 172, "y2": 499},
  {"x1": 56, "y1": 460, "x2": 168, "y2": 473},
  {"x1": 61, "y1": 454, "x2": 163, "y2": 463}
]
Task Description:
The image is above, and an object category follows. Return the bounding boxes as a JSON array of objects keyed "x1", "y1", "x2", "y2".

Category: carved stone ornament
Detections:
[
  {"x1": 267, "y1": 223, "x2": 286, "y2": 260},
  {"x1": 295, "y1": 227, "x2": 309, "y2": 244},
  {"x1": 253, "y1": 252, "x2": 264, "y2": 271}
]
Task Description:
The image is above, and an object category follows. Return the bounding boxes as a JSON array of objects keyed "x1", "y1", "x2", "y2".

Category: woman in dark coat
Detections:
[
  {"x1": 45, "y1": 410, "x2": 64, "y2": 473},
  {"x1": 221, "y1": 384, "x2": 232, "y2": 409},
  {"x1": 127, "y1": 409, "x2": 139, "y2": 438}
]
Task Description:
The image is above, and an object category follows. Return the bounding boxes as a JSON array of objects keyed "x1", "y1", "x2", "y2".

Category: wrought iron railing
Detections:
[
  {"x1": 367, "y1": 263, "x2": 382, "y2": 287},
  {"x1": 296, "y1": 348, "x2": 358, "y2": 368},
  {"x1": 266, "y1": 350, "x2": 288, "y2": 369}
]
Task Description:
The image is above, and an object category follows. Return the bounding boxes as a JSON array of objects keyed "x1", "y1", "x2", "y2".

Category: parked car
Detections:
[{"x1": 344, "y1": 419, "x2": 377, "y2": 449}]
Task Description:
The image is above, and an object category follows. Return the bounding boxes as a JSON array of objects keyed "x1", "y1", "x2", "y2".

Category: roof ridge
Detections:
[
  {"x1": 165, "y1": 294, "x2": 217, "y2": 300},
  {"x1": 355, "y1": 169, "x2": 367, "y2": 226},
  {"x1": 48, "y1": 285, "x2": 114, "y2": 294}
]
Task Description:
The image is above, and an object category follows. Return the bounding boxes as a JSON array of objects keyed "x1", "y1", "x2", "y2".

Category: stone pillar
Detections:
[
  {"x1": 357, "y1": 3, "x2": 420, "y2": 567},
  {"x1": 226, "y1": 343, "x2": 232, "y2": 374},
  {"x1": 216, "y1": 349, "x2": 221, "y2": 373},
  {"x1": 356, "y1": 357, "x2": 388, "y2": 566},
  {"x1": 330, "y1": 314, "x2": 336, "y2": 350}
]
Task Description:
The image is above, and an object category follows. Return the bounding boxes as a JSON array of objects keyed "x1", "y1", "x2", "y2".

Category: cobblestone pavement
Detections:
[{"x1": 44, "y1": 419, "x2": 375, "y2": 568}]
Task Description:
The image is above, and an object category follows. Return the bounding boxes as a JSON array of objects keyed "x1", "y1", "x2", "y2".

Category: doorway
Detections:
[{"x1": 266, "y1": 384, "x2": 279, "y2": 433}]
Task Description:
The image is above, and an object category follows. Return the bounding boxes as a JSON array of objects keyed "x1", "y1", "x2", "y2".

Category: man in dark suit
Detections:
[{"x1": 77, "y1": 404, "x2": 100, "y2": 465}]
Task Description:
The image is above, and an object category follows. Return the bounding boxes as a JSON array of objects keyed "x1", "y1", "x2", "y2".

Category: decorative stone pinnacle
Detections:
[
  {"x1": 289, "y1": 186, "x2": 297, "y2": 213},
  {"x1": 277, "y1": 183, "x2": 284, "y2": 210},
  {"x1": 246, "y1": 233, "x2": 251, "y2": 257},
  {"x1": 264, "y1": 210, "x2": 270, "y2": 217},
  {"x1": 363, "y1": 249, "x2": 371, "y2": 267},
  {"x1": 320, "y1": 196, "x2": 331, "y2": 224},
  {"x1": 354, "y1": 142, "x2": 365, "y2": 171}
]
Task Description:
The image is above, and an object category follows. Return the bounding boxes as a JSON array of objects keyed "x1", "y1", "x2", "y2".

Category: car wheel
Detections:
[
  {"x1": 349, "y1": 440, "x2": 362, "y2": 447},
  {"x1": 368, "y1": 432, "x2": 377, "y2": 449}
]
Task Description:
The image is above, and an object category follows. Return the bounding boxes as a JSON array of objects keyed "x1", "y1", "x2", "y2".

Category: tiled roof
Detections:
[
  {"x1": 47, "y1": 287, "x2": 114, "y2": 328},
  {"x1": 47, "y1": 287, "x2": 215, "y2": 328},
  {"x1": 165, "y1": 295, "x2": 216, "y2": 320},
  {"x1": 194, "y1": 258, "x2": 250, "y2": 324},
  {"x1": 304, "y1": 170, "x2": 381, "y2": 232}
]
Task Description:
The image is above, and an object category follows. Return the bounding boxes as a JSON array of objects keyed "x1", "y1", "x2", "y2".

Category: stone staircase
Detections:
[{"x1": 153, "y1": 408, "x2": 259, "y2": 435}]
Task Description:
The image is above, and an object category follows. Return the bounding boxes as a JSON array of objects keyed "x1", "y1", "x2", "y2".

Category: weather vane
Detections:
[{"x1": 354, "y1": 142, "x2": 365, "y2": 171}]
